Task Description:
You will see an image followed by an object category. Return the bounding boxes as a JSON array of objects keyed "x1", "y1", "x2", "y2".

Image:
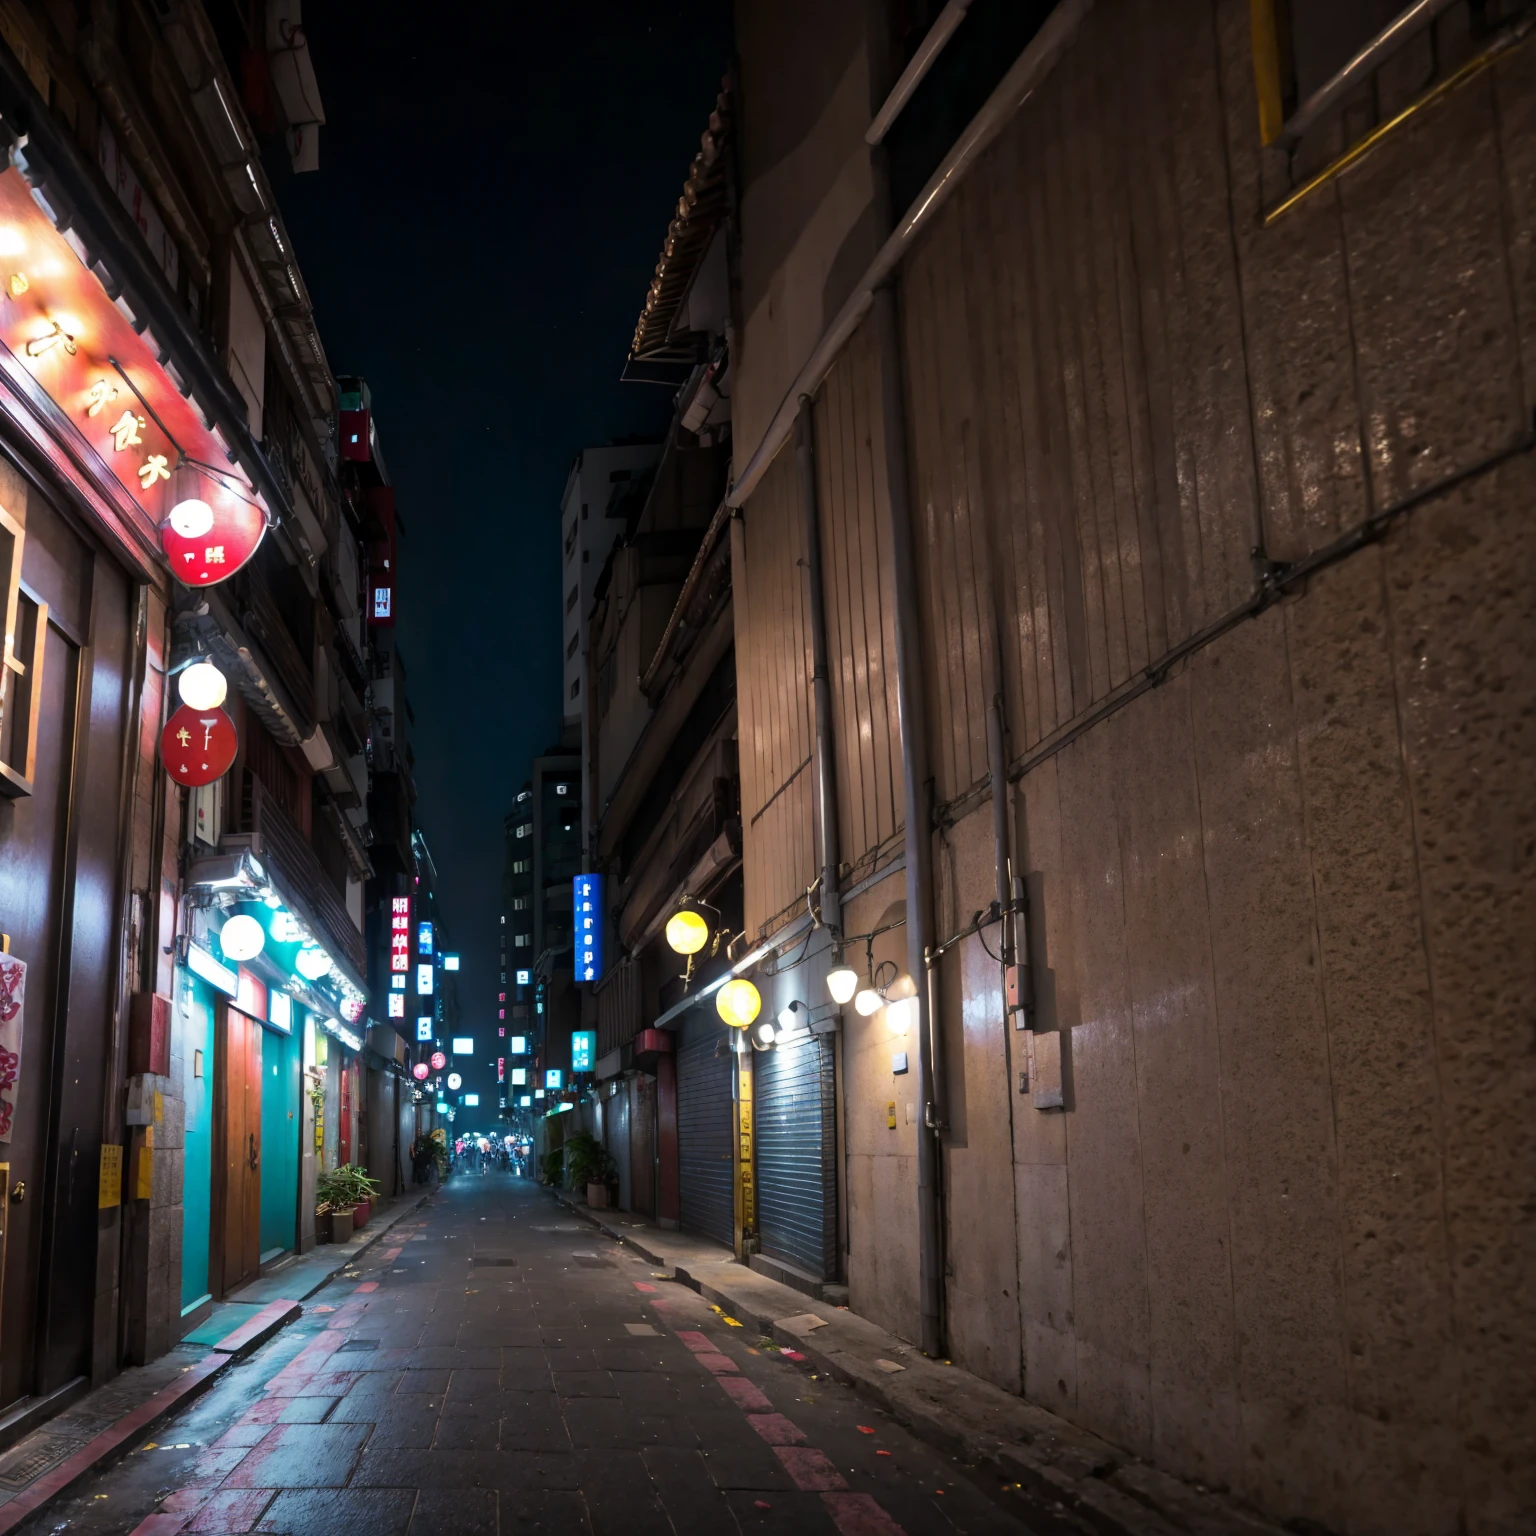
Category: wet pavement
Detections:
[{"x1": 23, "y1": 1172, "x2": 1034, "y2": 1534}]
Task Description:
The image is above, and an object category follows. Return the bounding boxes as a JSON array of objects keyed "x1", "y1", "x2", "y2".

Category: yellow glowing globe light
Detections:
[
  {"x1": 218, "y1": 913, "x2": 265, "y2": 962},
  {"x1": 826, "y1": 965, "x2": 859, "y2": 1005},
  {"x1": 715, "y1": 978, "x2": 762, "y2": 1029},
  {"x1": 177, "y1": 660, "x2": 228, "y2": 711},
  {"x1": 168, "y1": 497, "x2": 215, "y2": 540},
  {"x1": 665, "y1": 908, "x2": 710, "y2": 956},
  {"x1": 854, "y1": 987, "x2": 883, "y2": 1017}
]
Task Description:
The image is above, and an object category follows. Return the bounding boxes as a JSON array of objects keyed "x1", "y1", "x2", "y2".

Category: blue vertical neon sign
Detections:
[{"x1": 573, "y1": 873, "x2": 604, "y2": 982}]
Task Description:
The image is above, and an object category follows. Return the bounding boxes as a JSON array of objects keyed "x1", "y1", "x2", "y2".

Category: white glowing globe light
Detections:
[
  {"x1": 168, "y1": 498, "x2": 215, "y2": 539},
  {"x1": 177, "y1": 660, "x2": 228, "y2": 710},
  {"x1": 219, "y1": 913, "x2": 265, "y2": 962},
  {"x1": 826, "y1": 966, "x2": 859, "y2": 1005},
  {"x1": 295, "y1": 946, "x2": 332, "y2": 980},
  {"x1": 854, "y1": 987, "x2": 883, "y2": 1017},
  {"x1": 447, "y1": 1073, "x2": 462, "y2": 1090}
]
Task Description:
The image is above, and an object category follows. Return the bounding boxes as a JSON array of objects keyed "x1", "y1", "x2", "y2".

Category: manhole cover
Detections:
[
  {"x1": 0, "y1": 1434, "x2": 82, "y2": 1491},
  {"x1": 471, "y1": 1255, "x2": 518, "y2": 1267},
  {"x1": 335, "y1": 1339, "x2": 379, "y2": 1353}
]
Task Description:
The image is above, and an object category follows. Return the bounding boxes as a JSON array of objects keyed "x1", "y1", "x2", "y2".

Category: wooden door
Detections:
[{"x1": 215, "y1": 1005, "x2": 262, "y2": 1295}]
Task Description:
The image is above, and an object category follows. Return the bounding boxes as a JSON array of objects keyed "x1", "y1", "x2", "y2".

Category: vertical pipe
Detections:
[
  {"x1": 874, "y1": 281, "x2": 944, "y2": 1358},
  {"x1": 796, "y1": 398, "x2": 841, "y2": 939}
]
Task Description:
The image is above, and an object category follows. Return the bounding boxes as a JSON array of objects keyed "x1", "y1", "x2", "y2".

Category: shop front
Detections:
[{"x1": 178, "y1": 859, "x2": 368, "y2": 1309}]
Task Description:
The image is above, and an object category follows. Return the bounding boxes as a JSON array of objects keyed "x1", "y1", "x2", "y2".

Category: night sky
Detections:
[{"x1": 268, "y1": 3, "x2": 734, "y2": 1093}]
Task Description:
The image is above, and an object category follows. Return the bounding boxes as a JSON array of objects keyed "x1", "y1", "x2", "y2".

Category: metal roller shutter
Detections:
[
  {"x1": 755, "y1": 1034, "x2": 837, "y2": 1279},
  {"x1": 676, "y1": 1029, "x2": 734, "y2": 1248}
]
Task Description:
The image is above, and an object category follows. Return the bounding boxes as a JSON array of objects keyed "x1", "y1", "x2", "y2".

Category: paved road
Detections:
[{"x1": 26, "y1": 1173, "x2": 1032, "y2": 1534}]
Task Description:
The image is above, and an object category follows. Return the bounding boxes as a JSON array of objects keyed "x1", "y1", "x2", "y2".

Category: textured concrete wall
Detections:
[{"x1": 731, "y1": 1, "x2": 1535, "y2": 1530}]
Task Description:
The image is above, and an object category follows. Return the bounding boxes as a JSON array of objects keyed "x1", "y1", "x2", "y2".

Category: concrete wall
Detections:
[{"x1": 730, "y1": 1, "x2": 1535, "y2": 1531}]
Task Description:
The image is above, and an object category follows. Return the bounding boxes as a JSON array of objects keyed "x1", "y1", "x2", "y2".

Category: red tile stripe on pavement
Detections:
[{"x1": 674, "y1": 1323, "x2": 907, "y2": 1535}]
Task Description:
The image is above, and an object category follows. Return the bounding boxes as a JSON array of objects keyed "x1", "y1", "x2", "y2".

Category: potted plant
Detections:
[
  {"x1": 564, "y1": 1133, "x2": 615, "y2": 1209},
  {"x1": 540, "y1": 1148, "x2": 563, "y2": 1188},
  {"x1": 317, "y1": 1164, "x2": 379, "y2": 1239}
]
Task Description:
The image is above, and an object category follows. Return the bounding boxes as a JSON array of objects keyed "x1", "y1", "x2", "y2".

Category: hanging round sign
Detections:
[
  {"x1": 160, "y1": 488, "x2": 266, "y2": 586},
  {"x1": 430, "y1": 1050, "x2": 447, "y2": 1071},
  {"x1": 412, "y1": 1062, "x2": 430, "y2": 1081},
  {"x1": 160, "y1": 703, "x2": 237, "y2": 787}
]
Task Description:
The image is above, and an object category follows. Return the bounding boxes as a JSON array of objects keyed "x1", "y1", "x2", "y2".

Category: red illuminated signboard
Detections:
[
  {"x1": 0, "y1": 170, "x2": 268, "y2": 585},
  {"x1": 429, "y1": 1051, "x2": 446, "y2": 1071},
  {"x1": 412, "y1": 1062, "x2": 429, "y2": 1081},
  {"x1": 390, "y1": 896, "x2": 411, "y2": 973},
  {"x1": 160, "y1": 704, "x2": 236, "y2": 786}
]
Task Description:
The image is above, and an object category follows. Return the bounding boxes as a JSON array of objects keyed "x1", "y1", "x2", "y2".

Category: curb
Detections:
[{"x1": 0, "y1": 1300, "x2": 304, "y2": 1535}]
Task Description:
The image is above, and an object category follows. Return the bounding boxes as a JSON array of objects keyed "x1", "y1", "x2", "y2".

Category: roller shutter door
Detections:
[
  {"x1": 755, "y1": 1033, "x2": 837, "y2": 1279},
  {"x1": 676, "y1": 1028, "x2": 734, "y2": 1248}
]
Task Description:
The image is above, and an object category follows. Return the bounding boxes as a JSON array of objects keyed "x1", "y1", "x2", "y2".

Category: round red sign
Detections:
[
  {"x1": 430, "y1": 1051, "x2": 447, "y2": 1071},
  {"x1": 160, "y1": 487, "x2": 267, "y2": 587},
  {"x1": 160, "y1": 703, "x2": 237, "y2": 787},
  {"x1": 412, "y1": 1063, "x2": 430, "y2": 1082}
]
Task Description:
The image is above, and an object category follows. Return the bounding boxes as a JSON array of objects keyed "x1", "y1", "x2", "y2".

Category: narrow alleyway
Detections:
[{"x1": 26, "y1": 1175, "x2": 1031, "y2": 1535}]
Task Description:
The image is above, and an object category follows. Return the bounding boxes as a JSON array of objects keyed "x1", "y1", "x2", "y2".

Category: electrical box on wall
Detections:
[
  {"x1": 1024, "y1": 1029, "x2": 1064, "y2": 1109},
  {"x1": 127, "y1": 992, "x2": 171, "y2": 1077}
]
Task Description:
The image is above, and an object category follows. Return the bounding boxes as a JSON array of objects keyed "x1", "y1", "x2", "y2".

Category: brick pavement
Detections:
[{"x1": 20, "y1": 1173, "x2": 1035, "y2": 1535}]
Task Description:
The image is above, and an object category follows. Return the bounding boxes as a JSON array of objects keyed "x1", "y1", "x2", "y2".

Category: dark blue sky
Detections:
[{"x1": 269, "y1": 4, "x2": 733, "y2": 1057}]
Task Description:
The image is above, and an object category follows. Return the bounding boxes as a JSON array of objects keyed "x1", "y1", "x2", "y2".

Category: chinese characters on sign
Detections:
[
  {"x1": 571, "y1": 1031, "x2": 595, "y2": 1072},
  {"x1": 573, "y1": 874, "x2": 604, "y2": 982},
  {"x1": 417, "y1": 921, "x2": 433, "y2": 957},
  {"x1": 160, "y1": 704, "x2": 237, "y2": 787},
  {"x1": 417, "y1": 963, "x2": 434, "y2": 996},
  {"x1": 390, "y1": 897, "x2": 411, "y2": 973},
  {"x1": 416, "y1": 1017, "x2": 433, "y2": 1043}
]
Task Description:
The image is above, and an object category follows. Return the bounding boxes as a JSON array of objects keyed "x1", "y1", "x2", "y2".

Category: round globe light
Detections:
[
  {"x1": 295, "y1": 945, "x2": 332, "y2": 981},
  {"x1": 753, "y1": 1020, "x2": 776, "y2": 1046},
  {"x1": 447, "y1": 1072, "x2": 462, "y2": 1090},
  {"x1": 826, "y1": 965, "x2": 859, "y2": 1005},
  {"x1": 715, "y1": 977, "x2": 762, "y2": 1029},
  {"x1": 218, "y1": 913, "x2": 265, "y2": 962},
  {"x1": 177, "y1": 660, "x2": 228, "y2": 710},
  {"x1": 854, "y1": 987, "x2": 883, "y2": 1017},
  {"x1": 886, "y1": 997, "x2": 914, "y2": 1035},
  {"x1": 168, "y1": 498, "x2": 215, "y2": 539},
  {"x1": 665, "y1": 908, "x2": 710, "y2": 956},
  {"x1": 413, "y1": 1062, "x2": 429, "y2": 1081}
]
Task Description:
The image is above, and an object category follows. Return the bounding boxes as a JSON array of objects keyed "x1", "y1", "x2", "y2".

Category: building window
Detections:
[
  {"x1": 570, "y1": 677, "x2": 580, "y2": 699},
  {"x1": 513, "y1": 858, "x2": 530, "y2": 874},
  {"x1": 513, "y1": 897, "x2": 529, "y2": 911},
  {"x1": 564, "y1": 520, "x2": 577, "y2": 561},
  {"x1": 516, "y1": 823, "x2": 531, "y2": 838},
  {"x1": 566, "y1": 632, "x2": 579, "y2": 659},
  {"x1": 565, "y1": 585, "x2": 578, "y2": 614},
  {"x1": 514, "y1": 934, "x2": 531, "y2": 948}
]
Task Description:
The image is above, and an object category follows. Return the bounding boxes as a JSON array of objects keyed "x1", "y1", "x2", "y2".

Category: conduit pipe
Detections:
[
  {"x1": 725, "y1": 0, "x2": 1092, "y2": 513},
  {"x1": 796, "y1": 399, "x2": 842, "y2": 941},
  {"x1": 875, "y1": 283, "x2": 945, "y2": 1359},
  {"x1": 865, "y1": 0, "x2": 973, "y2": 146}
]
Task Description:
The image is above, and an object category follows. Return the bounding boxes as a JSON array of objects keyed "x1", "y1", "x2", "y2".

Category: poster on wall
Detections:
[{"x1": 0, "y1": 953, "x2": 25, "y2": 1142}]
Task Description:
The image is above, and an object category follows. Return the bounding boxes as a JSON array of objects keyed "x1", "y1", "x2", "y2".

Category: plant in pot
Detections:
[
  {"x1": 316, "y1": 1164, "x2": 380, "y2": 1241},
  {"x1": 564, "y1": 1133, "x2": 616, "y2": 1209},
  {"x1": 540, "y1": 1148, "x2": 563, "y2": 1188}
]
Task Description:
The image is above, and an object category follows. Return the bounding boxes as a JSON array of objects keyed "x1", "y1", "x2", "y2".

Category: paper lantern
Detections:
[
  {"x1": 160, "y1": 468, "x2": 266, "y2": 587},
  {"x1": 715, "y1": 978, "x2": 762, "y2": 1029},
  {"x1": 161, "y1": 703, "x2": 236, "y2": 787},
  {"x1": 665, "y1": 908, "x2": 710, "y2": 955},
  {"x1": 295, "y1": 946, "x2": 332, "y2": 981},
  {"x1": 218, "y1": 914, "x2": 265, "y2": 962},
  {"x1": 413, "y1": 1062, "x2": 429, "y2": 1081},
  {"x1": 177, "y1": 660, "x2": 228, "y2": 710},
  {"x1": 430, "y1": 1051, "x2": 446, "y2": 1071}
]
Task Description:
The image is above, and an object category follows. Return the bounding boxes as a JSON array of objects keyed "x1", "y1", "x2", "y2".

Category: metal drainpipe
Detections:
[
  {"x1": 874, "y1": 282, "x2": 945, "y2": 1358},
  {"x1": 796, "y1": 399, "x2": 841, "y2": 941}
]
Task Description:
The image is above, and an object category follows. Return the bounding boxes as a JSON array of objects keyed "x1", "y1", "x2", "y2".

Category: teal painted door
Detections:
[
  {"x1": 258, "y1": 1025, "x2": 299, "y2": 1259},
  {"x1": 180, "y1": 979, "x2": 214, "y2": 1310}
]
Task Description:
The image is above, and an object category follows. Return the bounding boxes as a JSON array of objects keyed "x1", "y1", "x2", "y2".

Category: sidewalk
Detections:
[
  {"x1": 0, "y1": 1184, "x2": 435, "y2": 1534},
  {"x1": 553, "y1": 1188, "x2": 1287, "y2": 1536}
]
